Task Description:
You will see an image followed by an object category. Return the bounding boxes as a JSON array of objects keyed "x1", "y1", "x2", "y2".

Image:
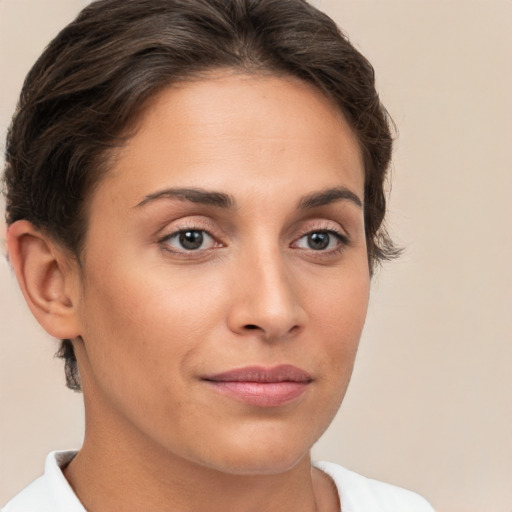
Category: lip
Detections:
[{"x1": 202, "y1": 365, "x2": 312, "y2": 407}]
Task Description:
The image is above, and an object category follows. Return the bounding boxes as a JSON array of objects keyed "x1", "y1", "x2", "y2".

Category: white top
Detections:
[{"x1": 2, "y1": 451, "x2": 434, "y2": 512}]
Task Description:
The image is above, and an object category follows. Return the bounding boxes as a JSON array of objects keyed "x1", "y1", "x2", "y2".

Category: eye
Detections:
[
  {"x1": 293, "y1": 230, "x2": 347, "y2": 252},
  {"x1": 161, "y1": 229, "x2": 217, "y2": 252}
]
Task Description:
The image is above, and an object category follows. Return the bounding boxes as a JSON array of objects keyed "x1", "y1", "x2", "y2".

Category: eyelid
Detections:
[
  {"x1": 293, "y1": 218, "x2": 350, "y2": 241},
  {"x1": 289, "y1": 219, "x2": 351, "y2": 258},
  {"x1": 292, "y1": 229, "x2": 348, "y2": 247},
  {"x1": 164, "y1": 229, "x2": 217, "y2": 248},
  {"x1": 157, "y1": 217, "x2": 225, "y2": 255},
  {"x1": 157, "y1": 216, "x2": 219, "y2": 238}
]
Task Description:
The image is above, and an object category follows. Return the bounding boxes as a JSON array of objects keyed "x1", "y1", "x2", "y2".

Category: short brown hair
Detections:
[{"x1": 3, "y1": 0, "x2": 399, "y2": 390}]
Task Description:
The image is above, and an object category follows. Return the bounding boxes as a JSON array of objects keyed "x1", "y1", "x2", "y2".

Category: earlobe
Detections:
[{"x1": 6, "y1": 220, "x2": 82, "y2": 340}]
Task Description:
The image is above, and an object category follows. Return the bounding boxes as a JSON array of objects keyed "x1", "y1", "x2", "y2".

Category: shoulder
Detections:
[
  {"x1": 2, "y1": 451, "x2": 85, "y2": 512},
  {"x1": 314, "y1": 461, "x2": 435, "y2": 512}
]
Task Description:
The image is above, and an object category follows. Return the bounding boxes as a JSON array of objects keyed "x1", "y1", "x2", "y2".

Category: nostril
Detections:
[{"x1": 244, "y1": 324, "x2": 259, "y2": 330}]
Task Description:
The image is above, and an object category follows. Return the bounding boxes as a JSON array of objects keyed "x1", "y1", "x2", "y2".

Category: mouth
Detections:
[{"x1": 202, "y1": 365, "x2": 312, "y2": 408}]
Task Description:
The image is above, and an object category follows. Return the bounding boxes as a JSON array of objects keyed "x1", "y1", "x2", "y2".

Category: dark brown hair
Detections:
[{"x1": 3, "y1": 0, "x2": 399, "y2": 391}]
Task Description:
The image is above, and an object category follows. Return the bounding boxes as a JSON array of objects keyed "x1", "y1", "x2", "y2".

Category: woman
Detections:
[{"x1": 2, "y1": 0, "x2": 434, "y2": 511}]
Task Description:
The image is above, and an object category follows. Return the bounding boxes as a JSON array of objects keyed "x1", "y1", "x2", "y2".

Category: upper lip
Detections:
[{"x1": 203, "y1": 365, "x2": 312, "y2": 383}]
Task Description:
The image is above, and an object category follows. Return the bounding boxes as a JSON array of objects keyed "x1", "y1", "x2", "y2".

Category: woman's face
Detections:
[{"x1": 73, "y1": 73, "x2": 369, "y2": 474}]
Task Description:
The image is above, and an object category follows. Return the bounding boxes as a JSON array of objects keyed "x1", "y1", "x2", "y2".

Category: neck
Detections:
[
  {"x1": 64, "y1": 404, "x2": 337, "y2": 512},
  {"x1": 65, "y1": 437, "x2": 320, "y2": 512},
  {"x1": 64, "y1": 363, "x2": 340, "y2": 512}
]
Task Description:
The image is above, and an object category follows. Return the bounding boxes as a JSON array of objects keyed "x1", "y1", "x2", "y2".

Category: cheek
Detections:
[
  {"x1": 292, "y1": 272, "x2": 369, "y2": 449},
  {"x1": 307, "y1": 269, "x2": 370, "y2": 380},
  {"x1": 77, "y1": 249, "x2": 246, "y2": 412},
  {"x1": 76, "y1": 269, "x2": 218, "y2": 437},
  {"x1": 80, "y1": 270, "x2": 214, "y2": 365}
]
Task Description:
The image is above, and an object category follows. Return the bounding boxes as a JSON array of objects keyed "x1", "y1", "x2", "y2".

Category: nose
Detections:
[{"x1": 226, "y1": 248, "x2": 307, "y2": 341}]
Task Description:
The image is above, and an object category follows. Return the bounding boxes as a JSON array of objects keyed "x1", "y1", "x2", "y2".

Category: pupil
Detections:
[
  {"x1": 179, "y1": 230, "x2": 203, "y2": 250},
  {"x1": 308, "y1": 232, "x2": 329, "y2": 250}
]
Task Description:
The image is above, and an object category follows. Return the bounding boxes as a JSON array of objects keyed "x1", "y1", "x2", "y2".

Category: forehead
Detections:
[{"x1": 93, "y1": 72, "x2": 364, "y2": 210}]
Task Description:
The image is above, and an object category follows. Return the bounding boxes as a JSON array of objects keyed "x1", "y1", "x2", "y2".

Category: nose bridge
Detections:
[{"x1": 229, "y1": 240, "x2": 306, "y2": 339}]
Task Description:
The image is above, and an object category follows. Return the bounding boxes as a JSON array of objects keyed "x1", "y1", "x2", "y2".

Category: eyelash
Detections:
[
  {"x1": 158, "y1": 226, "x2": 221, "y2": 256},
  {"x1": 292, "y1": 227, "x2": 350, "y2": 256},
  {"x1": 158, "y1": 225, "x2": 350, "y2": 257}
]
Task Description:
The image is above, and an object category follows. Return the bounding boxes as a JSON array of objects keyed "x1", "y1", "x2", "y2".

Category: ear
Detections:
[{"x1": 6, "y1": 220, "x2": 82, "y2": 340}]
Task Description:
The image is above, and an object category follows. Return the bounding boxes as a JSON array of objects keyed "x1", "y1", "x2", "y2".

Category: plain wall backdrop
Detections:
[{"x1": 1, "y1": 1, "x2": 511, "y2": 511}]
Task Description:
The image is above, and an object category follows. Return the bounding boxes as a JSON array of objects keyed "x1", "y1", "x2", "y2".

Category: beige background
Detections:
[{"x1": 1, "y1": 1, "x2": 511, "y2": 511}]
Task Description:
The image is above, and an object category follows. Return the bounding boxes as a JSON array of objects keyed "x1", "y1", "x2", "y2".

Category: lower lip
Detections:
[{"x1": 205, "y1": 381, "x2": 309, "y2": 407}]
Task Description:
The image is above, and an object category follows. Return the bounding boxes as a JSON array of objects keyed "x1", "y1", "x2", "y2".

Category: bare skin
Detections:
[{"x1": 8, "y1": 72, "x2": 368, "y2": 512}]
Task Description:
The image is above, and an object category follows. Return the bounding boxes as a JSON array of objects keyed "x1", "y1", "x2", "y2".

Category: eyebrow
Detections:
[
  {"x1": 135, "y1": 187, "x2": 236, "y2": 209},
  {"x1": 297, "y1": 187, "x2": 363, "y2": 209},
  {"x1": 135, "y1": 185, "x2": 362, "y2": 211}
]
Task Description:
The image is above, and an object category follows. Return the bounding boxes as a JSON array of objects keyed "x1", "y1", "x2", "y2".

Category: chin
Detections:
[
  {"x1": 211, "y1": 449, "x2": 310, "y2": 476},
  {"x1": 195, "y1": 427, "x2": 317, "y2": 476}
]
